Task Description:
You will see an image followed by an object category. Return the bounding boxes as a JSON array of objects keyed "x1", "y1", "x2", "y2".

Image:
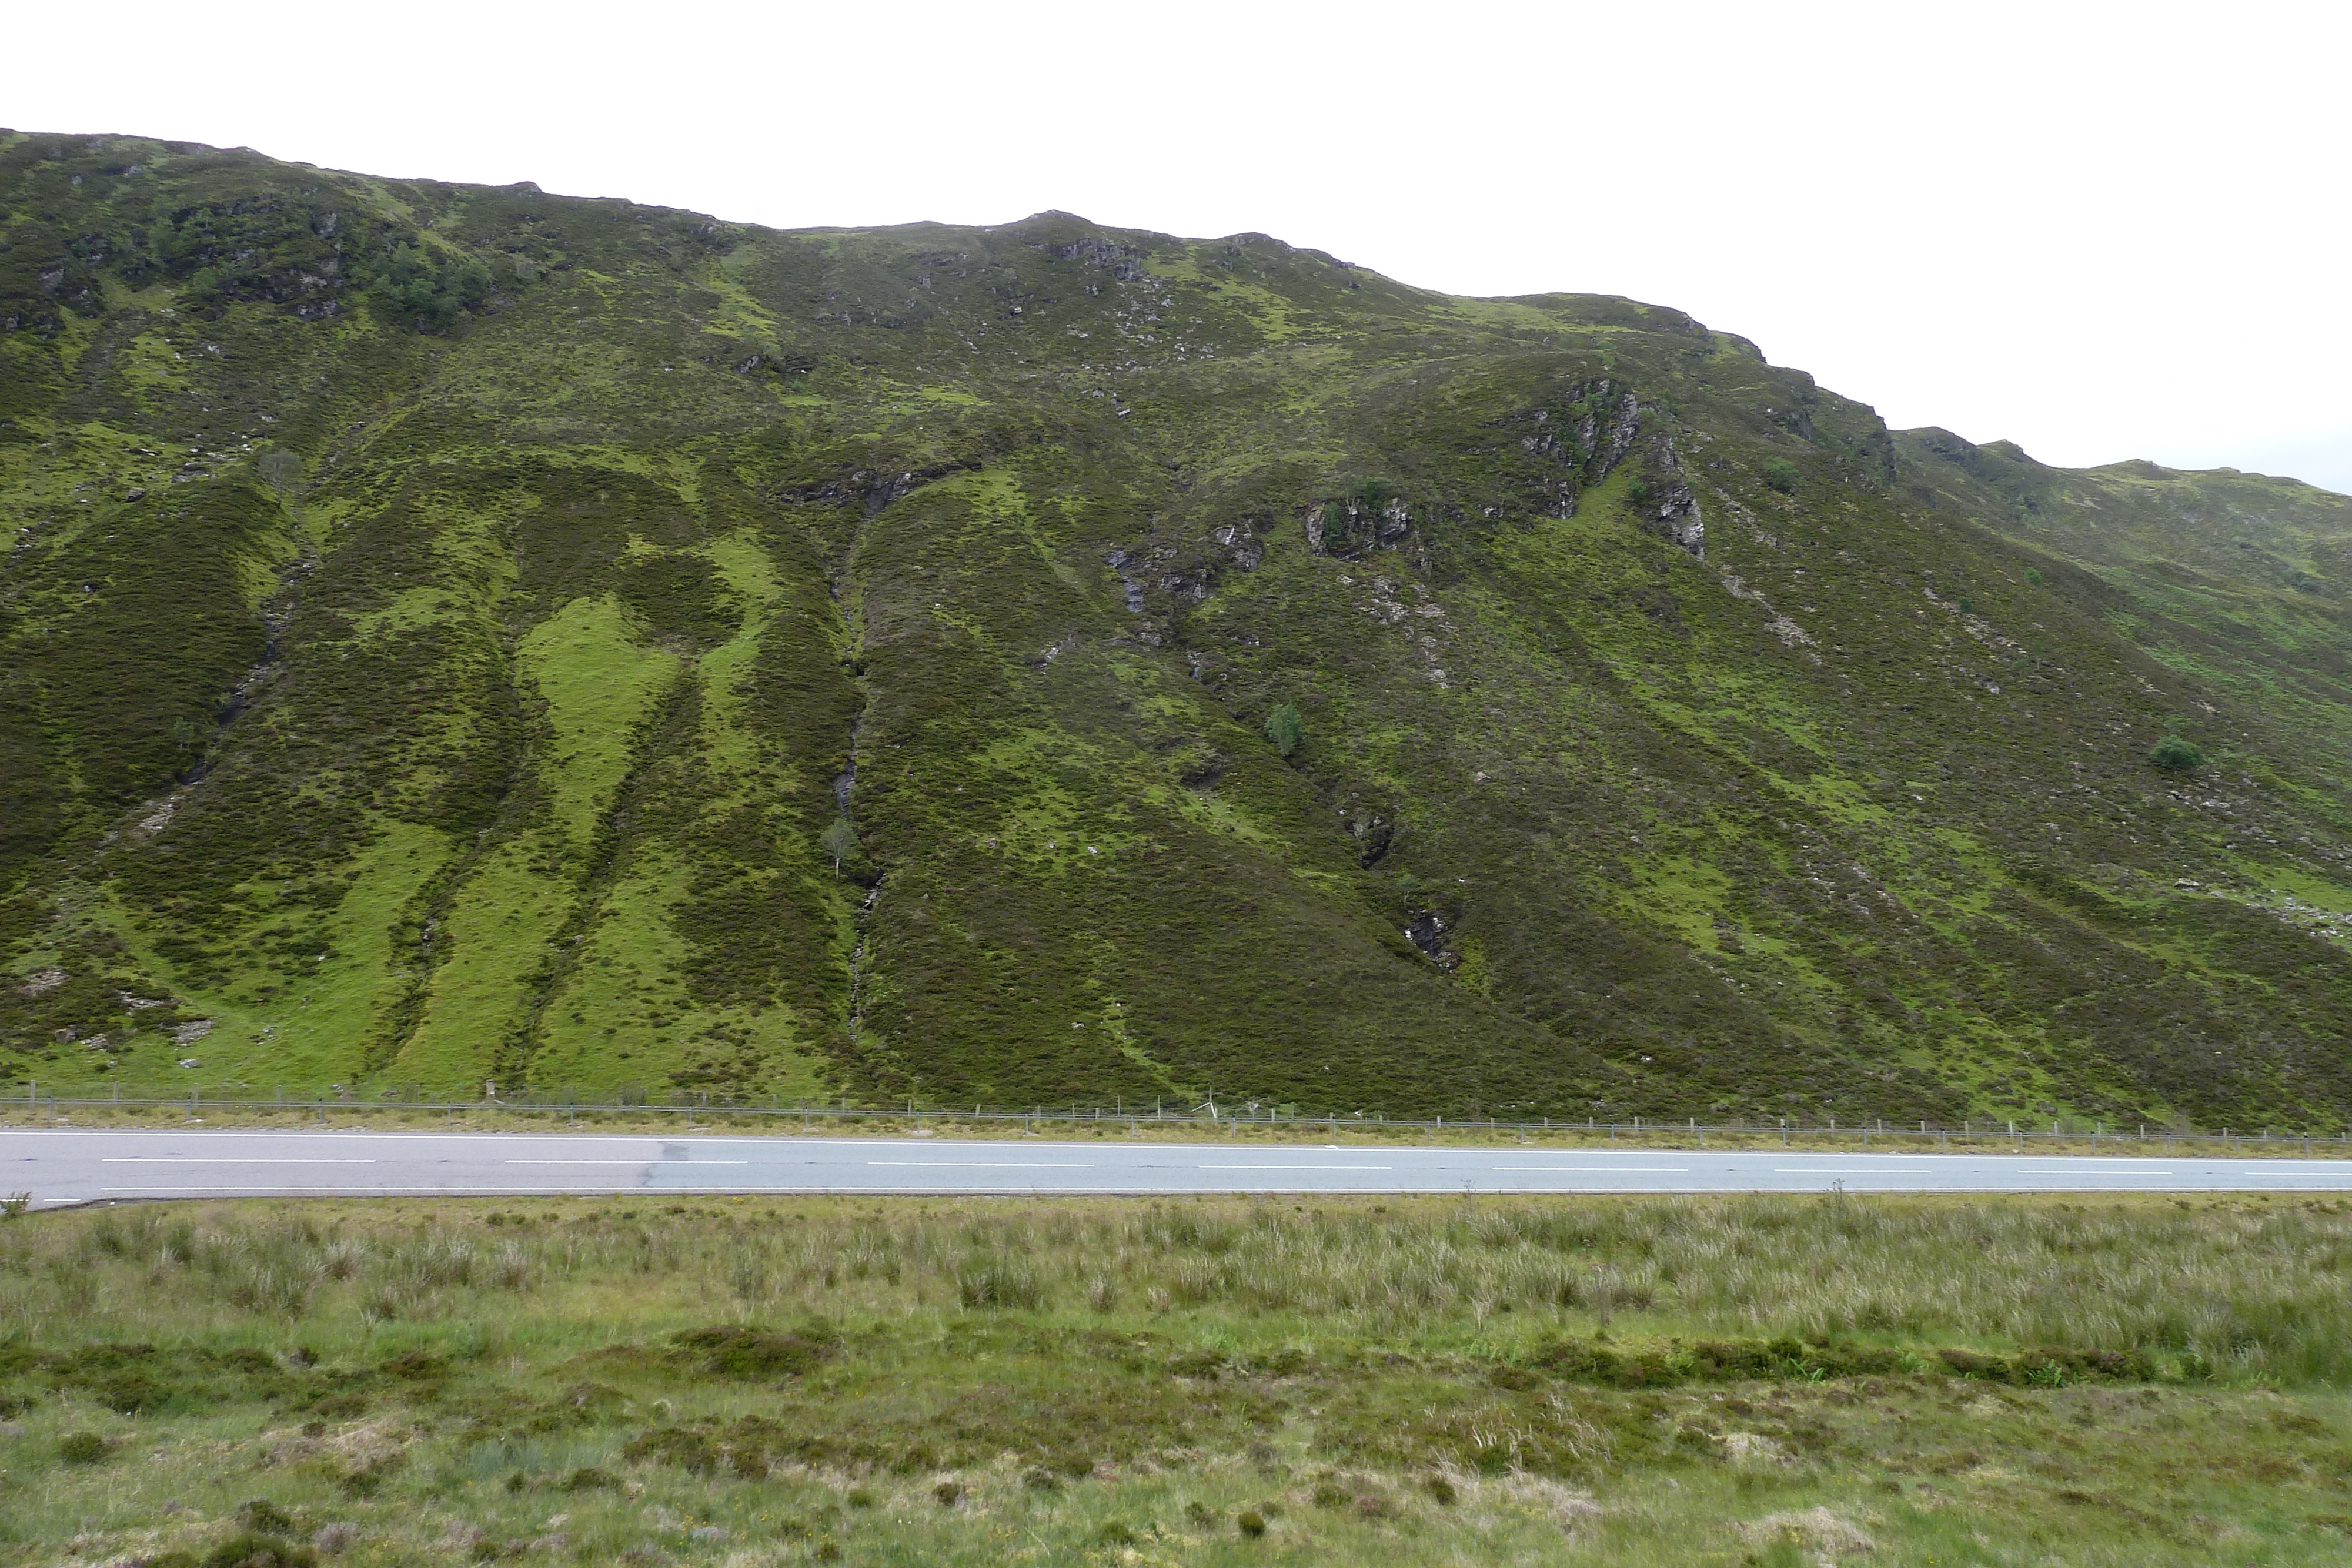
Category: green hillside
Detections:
[{"x1": 6, "y1": 129, "x2": 2352, "y2": 1127}]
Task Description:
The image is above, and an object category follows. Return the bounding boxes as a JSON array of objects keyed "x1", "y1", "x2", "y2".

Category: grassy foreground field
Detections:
[{"x1": 1, "y1": 1195, "x2": 2349, "y2": 1567}]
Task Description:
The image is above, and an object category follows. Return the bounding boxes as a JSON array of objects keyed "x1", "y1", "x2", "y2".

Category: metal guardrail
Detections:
[{"x1": 5, "y1": 1082, "x2": 2350, "y2": 1156}]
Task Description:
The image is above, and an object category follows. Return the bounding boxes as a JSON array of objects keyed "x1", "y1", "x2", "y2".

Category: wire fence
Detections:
[{"x1": 6, "y1": 1081, "x2": 2351, "y2": 1156}]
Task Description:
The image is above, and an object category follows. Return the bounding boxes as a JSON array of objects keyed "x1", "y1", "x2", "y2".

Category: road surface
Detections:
[{"x1": 5, "y1": 1128, "x2": 2349, "y2": 1205}]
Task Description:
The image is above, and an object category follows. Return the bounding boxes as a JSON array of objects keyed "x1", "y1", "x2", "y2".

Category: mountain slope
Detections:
[{"x1": 6, "y1": 128, "x2": 2352, "y2": 1128}]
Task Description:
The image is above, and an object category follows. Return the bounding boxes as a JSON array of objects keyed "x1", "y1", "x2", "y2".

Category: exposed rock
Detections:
[
  {"x1": 1210, "y1": 523, "x2": 1262, "y2": 570},
  {"x1": 1037, "y1": 235, "x2": 1145, "y2": 282},
  {"x1": 1598, "y1": 389, "x2": 1641, "y2": 472},
  {"x1": 1405, "y1": 910, "x2": 1460, "y2": 968},
  {"x1": 1654, "y1": 482, "x2": 1705, "y2": 559}
]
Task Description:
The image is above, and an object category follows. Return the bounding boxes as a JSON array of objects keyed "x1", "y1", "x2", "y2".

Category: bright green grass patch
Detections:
[
  {"x1": 519, "y1": 594, "x2": 679, "y2": 854},
  {"x1": 390, "y1": 838, "x2": 570, "y2": 1089}
]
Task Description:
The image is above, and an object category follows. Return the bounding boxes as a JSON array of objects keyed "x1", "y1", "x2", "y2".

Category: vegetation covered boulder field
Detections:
[{"x1": 6, "y1": 128, "x2": 2352, "y2": 1129}]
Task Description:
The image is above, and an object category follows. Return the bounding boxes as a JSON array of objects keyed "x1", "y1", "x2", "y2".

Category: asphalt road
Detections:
[{"x1": 6, "y1": 1129, "x2": 2351, "y2": 1205}]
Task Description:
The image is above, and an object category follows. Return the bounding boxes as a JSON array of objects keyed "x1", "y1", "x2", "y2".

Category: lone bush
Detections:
[
  {"x1": 1762, "y1": 459, "x2": 1798, "y2": 493},
  {"x1": 58, "y1": 1430, "x2": 108, "y2": 1465},
  {"x1": 200, "y1": 1531, "x2": 314, "y2": 1568},
  {"x1": 238, "y1": 1502, "x2": 296, "y2": 1534},
  {"x1": 1265, "y1": 704, "x2": 1304, "y2": 758},
  {"x1": 2149, "y1": 736, "x2": 2203, "y2": 773}
]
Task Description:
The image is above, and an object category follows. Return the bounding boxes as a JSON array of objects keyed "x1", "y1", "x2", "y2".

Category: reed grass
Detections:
[{"x1": 8, "y1": 1193, "x2": 2345, "y2": 1383}]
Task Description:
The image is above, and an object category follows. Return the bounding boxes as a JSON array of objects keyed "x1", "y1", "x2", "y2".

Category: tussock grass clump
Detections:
[{"x1": 955, "y1": 1254, "x2": 1046, "y2": 1310}]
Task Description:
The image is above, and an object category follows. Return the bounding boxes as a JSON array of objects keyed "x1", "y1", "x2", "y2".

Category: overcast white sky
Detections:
[{"x1": 12, "y1": 0, "x2": 2348, "y2": 492}]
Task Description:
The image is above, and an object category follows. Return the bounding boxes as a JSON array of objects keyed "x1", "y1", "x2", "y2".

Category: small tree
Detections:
[
  {"x1": 1318, "y1": 500, "x2": 1348, "y2": 549},
  {"x1": 1265, "y1": 704, "x2": 1304, "y2": 758},
  {"x1": 2149, "y1": 736, "x2": 2203, "y2": 773},
  {"x1": 1762, "y1": 458, "x2": 1798, "y2": 494},
  {"x1": 820, "y1": 820, "x2": 860, "y2": 876}
]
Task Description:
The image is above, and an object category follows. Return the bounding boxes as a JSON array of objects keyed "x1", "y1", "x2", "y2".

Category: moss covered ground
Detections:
[{"x1": 6, "y1": 129, "x2": 2352, "y2": 1131}]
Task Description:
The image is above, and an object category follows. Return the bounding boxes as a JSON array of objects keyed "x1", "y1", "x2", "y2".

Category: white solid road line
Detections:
[
  {"x1": 101, "y1": 1157, "x2": 377, "y2": 1164},
  {"x1": 1198, "y1": 1164, "x2": 1394, "y2": 1170},
  {"x1": 864, "y1": 1161, "x2": 1098, "y2": 1168},
  {"x1": 505, "y1": 1159, "x2": 748, "y2": 1165},
  {"x1": 1494, "y1": 1165, "x2": 1690, "y2": 1172}
]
